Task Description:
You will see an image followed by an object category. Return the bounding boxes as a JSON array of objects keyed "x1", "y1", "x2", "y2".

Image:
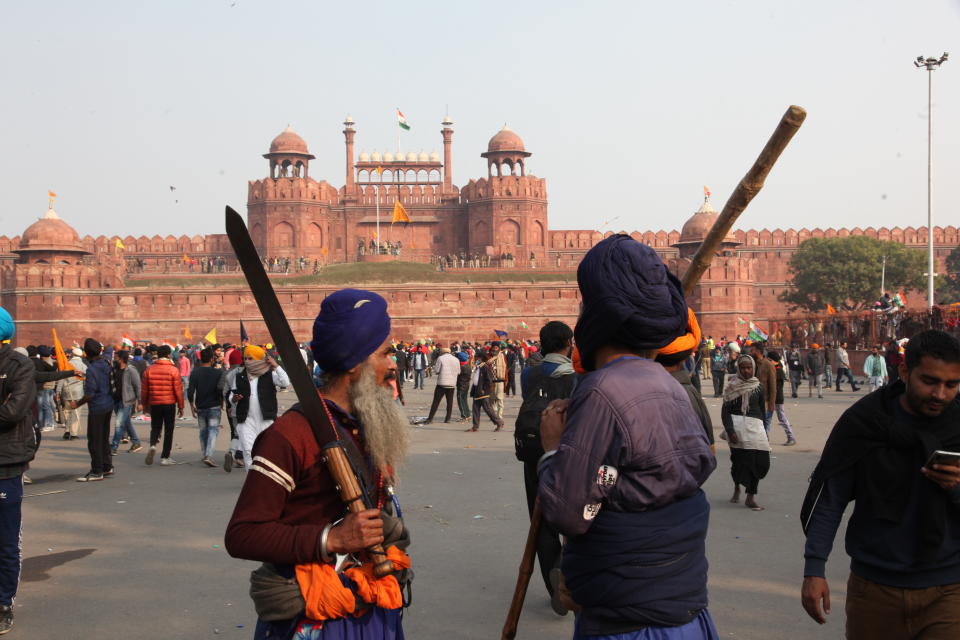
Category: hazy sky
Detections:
[{"x1": 3, "y1": 1, "x2": 958, "y2": 238}]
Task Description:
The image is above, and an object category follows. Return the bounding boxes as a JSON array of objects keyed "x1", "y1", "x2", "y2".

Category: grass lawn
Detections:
[{"x1": 125, "y1": 261, "x2": 575, "y2": 288}]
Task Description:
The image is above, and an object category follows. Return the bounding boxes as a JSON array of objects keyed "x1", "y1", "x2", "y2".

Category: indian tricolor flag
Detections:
[
  {"x1": 121, "y1": 333, "x2": 134, "y2": 349},
  {"x1": 397, "y1": 108, "x2": 410, "y2": 131}
]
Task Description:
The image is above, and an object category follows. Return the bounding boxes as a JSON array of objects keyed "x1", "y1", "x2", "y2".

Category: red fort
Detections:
[{"x1": 1, "y1": 119, "x2": 955, "y2": 346}]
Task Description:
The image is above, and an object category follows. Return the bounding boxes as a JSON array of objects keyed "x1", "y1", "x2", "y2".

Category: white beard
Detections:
[{"x1": 349, "y1": 365, "x2": 409, "y2": 477}]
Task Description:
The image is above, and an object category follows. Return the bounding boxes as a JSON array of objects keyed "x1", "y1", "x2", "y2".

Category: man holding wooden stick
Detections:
[{"x1": 537, "y1": 236, "x2": 719, "y2": 639}]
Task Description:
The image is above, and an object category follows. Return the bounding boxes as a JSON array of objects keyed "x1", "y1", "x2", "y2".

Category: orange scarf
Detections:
[{"x1": 295, "y1": 547, "x2": 411, "y2": 622}]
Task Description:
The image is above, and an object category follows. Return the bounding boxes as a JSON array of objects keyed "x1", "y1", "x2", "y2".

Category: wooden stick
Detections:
[
  {"x1": 322, "y1": 442, "x2": 394, "y2": 578},
  {"x1": 502, "y1": 105, "x2": 807, "y2": 639},
  {"x1": 681, "y1": 105, "x2": 807, "y2": 297},
  {"x1": 501, "y1": 498, "x2": 543, "y2": 640}
]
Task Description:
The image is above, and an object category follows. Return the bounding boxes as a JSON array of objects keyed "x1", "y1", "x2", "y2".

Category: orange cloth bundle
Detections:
[
  {"x1": 657, "y1": 308, "x2": 702, "y2": 356},
  {"x1": 296, "y1": 547, "x2": 411, "y2": 621}
]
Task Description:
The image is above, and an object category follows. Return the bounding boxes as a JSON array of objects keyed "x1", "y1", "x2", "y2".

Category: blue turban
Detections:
[
  {"x1": 455, "y1": 351, "x2": 469, "y2": 362},
  {"x1": 0, "y1": 307, "x2": 13, "y2": 341},
  {"x1": 574, "y1": 235, "x2": 687, "y2": 371},
  {"x1": 311, "y1": 289, "x2": 391, "y2": 373}
]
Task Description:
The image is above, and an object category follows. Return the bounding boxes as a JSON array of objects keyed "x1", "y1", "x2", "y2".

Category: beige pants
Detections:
[
  {"x1": 490, "y1": 383, "x2": 505, "y2": 420},
  {"x1": 63, "y1": 407, "x2": 83, "y2": 437},
  {"x1": 846, "y1": 572, "x2": 960, "y2": 639}
]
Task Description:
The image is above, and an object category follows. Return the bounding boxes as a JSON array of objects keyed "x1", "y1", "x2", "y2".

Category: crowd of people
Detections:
[{"x1": 2, "y1": 229, "x2": 960, "y2": 639}]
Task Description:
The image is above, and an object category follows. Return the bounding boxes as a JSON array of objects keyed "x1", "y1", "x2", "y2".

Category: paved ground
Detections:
[{"x1": 17, "y1": 375, "x2": 865, "y2": 639}]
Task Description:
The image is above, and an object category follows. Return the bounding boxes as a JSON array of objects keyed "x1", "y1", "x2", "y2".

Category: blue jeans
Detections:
[
  {"x1": 0, "y1": 476, "x2": 23, "y2": 606},
  {"x1": 414, "y1": 369, "x2": 425, "y2": 389},
  {"x1": 197, "y1": 407, "x2": 221, "y2": 458},
  {"x1": 37, "y1": 388, "x2": 55, "y2": 428},
  {"x1": 112, "y1": 403, "x2": 141, "y2": 448}
]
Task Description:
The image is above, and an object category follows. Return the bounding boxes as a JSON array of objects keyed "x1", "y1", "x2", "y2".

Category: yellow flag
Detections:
[
  {"x1": 115, "y1": 238, "x2": 125, "y2": 250},
  {"x1": 391, "y1": 199, "x2": 410, "y2": 224},
  {"x1": 52, "y1": 328, "x2": 74, "y2": 373},
  {"x1": 204, "y1": 328, "x2": 217, "y2": 344},
  {"x1": 373, "y1": 166, "x2": 383, "y2": 174}
]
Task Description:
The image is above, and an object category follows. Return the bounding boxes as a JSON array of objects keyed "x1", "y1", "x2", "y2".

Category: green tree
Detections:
[
  {"x1": 779, "y1": 236, "x2": 926, "y2": 312},
  {"x1": 935, "y1": 245, "x2": 960, "y2": 304}
]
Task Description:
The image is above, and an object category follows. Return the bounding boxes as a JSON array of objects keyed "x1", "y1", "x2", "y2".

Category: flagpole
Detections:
[{"x1": 375, "y1": 184, "x2": 381, "y2": 253}]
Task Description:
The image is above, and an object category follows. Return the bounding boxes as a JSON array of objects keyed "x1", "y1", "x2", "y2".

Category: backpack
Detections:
[
  {"x1": 109, "y1": 365, "x2": 124, "y2": 404},
  {"x1": 514, "y1": 364, "x2": 576, "y2": 463}
]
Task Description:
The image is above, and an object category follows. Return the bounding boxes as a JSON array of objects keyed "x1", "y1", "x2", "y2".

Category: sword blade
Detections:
[{"x1": 224, "y1": 206, "x2": 337, "y2": 445}]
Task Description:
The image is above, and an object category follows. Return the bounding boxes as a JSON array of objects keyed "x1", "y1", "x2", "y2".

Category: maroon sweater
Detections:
[{"x1": 224, "y1": 402, "x2": 371, "y2": 565}]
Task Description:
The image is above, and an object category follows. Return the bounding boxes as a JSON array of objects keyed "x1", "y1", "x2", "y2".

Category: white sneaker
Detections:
[
  {"x1": 159, "y1": 458, "x2": 177, "y2": 466},
  {"x1": 41, "y1": 426, "x2": 55, "y2": 432}
]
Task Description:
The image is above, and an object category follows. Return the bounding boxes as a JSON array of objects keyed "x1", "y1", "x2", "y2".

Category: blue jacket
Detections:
[{"x1": 83, "y1": 357, "x2": 114, "y2": 413}]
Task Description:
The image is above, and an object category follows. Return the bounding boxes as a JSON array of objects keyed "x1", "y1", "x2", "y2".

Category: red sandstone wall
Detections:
[{"x1": 3, "y1": 282, "x2": 581, "y2": 347}]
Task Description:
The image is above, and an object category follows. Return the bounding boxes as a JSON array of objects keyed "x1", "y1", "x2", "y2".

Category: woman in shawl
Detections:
[{"x1": 721, "y1": 355, "x2": 771, "y2": 511}]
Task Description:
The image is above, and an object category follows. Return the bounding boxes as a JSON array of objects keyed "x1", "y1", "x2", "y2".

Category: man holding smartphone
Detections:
[{"x1": 800, "y1": 330, "x2": 960, "y2": 638}]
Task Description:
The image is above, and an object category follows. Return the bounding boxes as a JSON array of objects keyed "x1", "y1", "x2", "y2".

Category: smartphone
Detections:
[{"x1": 925, "y1": 450, "x2": 960, "y2": 470}]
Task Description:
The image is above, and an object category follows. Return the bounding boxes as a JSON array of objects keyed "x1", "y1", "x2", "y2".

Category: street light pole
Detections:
[{"x1": 914, "y1": 53, "x2": 948, "y2": 308}]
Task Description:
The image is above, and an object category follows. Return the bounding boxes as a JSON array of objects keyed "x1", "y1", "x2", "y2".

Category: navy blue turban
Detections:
[
  {"x1": 574, "y1": 234, "x2": 687, "y2": 371},
  {"x1": 311, "y1": 289, "x2": 391, "y2": 373}
]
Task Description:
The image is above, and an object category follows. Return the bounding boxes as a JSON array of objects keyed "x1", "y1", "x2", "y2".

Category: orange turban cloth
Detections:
[
  {"x1": 658, "y1": 308, "x2": 702, "y2": 356},
  {"x1": 811, "y1": 343, "x2": 820, "y2": 350},
  {"x1": 244, "y1": 344, "x2": 266, "y2": 361}
]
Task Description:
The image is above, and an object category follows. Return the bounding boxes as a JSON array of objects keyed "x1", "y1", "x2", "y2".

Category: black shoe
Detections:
[
  {"x1": 0, "y1": 604, "x2": 12, "y2": 634},
  {"x1": 62, "y1": 432, "x2": 71, "y2": 440}
]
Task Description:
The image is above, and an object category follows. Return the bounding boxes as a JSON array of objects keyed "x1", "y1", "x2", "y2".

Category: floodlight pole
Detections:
[{"x1": 915, "y1": 53, "x2": 948, "y2": 308}]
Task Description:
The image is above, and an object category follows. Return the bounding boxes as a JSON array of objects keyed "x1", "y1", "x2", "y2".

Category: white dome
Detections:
[
  {"x1": 417, "y1": 151, "x2": 428, "y2": 162},
  {"x1": 429, "y1": 151, "x2": 440, "y2": 162},
  {"x1": 382, "y1": 152, "x2": 394, "y2": 162},
  {"x1": 371, "y1": 151, "x2": 382, "y2": 162},
  {"x1": 405, "y1": 152, "x2": 417, "y2": 162},
  {"x1": 358, "y1": 151, "x2": 370, "y2": 162}
]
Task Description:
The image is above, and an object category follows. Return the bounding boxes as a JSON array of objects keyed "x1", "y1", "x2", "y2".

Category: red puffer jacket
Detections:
[{"x1": 141, "y1": 359, "x2": 184, "y2": 409}]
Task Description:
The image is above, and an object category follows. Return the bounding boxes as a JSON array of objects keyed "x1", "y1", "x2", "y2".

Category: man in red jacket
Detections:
[{"x1": 141, "y1": 345, "x2": 184, "y2": 466}]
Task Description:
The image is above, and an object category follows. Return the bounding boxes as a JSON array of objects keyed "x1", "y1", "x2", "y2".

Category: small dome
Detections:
[
  {"x1": 677, "y1": 200, "x2": 737, "y2": 245},
  {"x1": 371, "y1": 151, "x2": 382, "y2": 162},
  {"x1": 17, "y1": 207, "x2": 88, "y2": 254},
  {"x1": 417, "y1": 151, "x2": 429, "y2": 162},
  {"x1": 405, "y1": 152, "x2": 417, "y2": 162},
  {"x1": 269, "y1": 126, "x2": 310, "y2": 155},
  {"x1": 429, "y1": 151, "x2": 440, "y2": 162},
  {"x1": 487, "y1": 125, "x2": 525, "y2": 153},
  {"x1": 383, "y1": 152, "x2": 394, "y2": 162},
  {"x1": 358, "y1": 151, "x2": 370, "y2": 162}
]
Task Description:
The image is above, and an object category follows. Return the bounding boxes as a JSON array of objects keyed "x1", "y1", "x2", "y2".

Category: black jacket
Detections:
[
  {"x1": 0, "y1": 345, "x2": 39, "y2": 478},
  {"x1": 232, "y1": 371, "x2": 277, "y2": 423}
]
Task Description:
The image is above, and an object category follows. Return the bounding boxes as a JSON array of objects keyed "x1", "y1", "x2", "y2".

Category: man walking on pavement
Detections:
[
  {"x1": 188, "y1": 347, "x2": 225, "y2": 467},
  {"x1": 56, "y1": 347, "x2": 87, "y2": 440},
  {"x1": 806, "y1": 344, "x2": 826, "y2": 399},
  {"x1": 835, "y1": 341, "x2": 860, "y2": 392},
  {"x1": 801, "y1": 330, "x2": 960, "y2": 638},
  {"x1": 488, "y1": 342, "x2": 508, "y2": 421},
  {"x1": 110, "y1": 350, "x2": 143, "y2": 454},
  {"x1": 751, "y1": 342, "x2": 778, "y2": 432},
  {"x1": 141, "y1": 344, "x2": 184, "y2": 466},
  {"x1": 787, "y1": 345, "x2": 804, "y2": 398},
  {"x1": 864, "y1": 345, "x2": 889, "y2": 393}
]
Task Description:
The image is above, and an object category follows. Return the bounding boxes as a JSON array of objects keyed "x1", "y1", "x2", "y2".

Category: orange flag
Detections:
[
  {"x1": 826, "y1": 303, "x2": 837, "y2": 315},
  {"x1": 183, "y1": 327, "x2": 193, "y2": 341},
  {"x1": 51, "y1": 328, "x2": 75, "y2": 373}
]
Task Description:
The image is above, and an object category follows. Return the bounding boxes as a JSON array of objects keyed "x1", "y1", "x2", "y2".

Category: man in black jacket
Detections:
[
  {"x1": 0, "y1": 307, "x2": 38, "y2": 634},
  {"x1": 801, "y1": 330, "x2": 960, "y2": 637}
]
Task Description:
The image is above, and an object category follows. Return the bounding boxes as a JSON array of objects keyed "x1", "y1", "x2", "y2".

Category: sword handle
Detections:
[{"x1": 323, "y1": 442, "x2": 394, "y2": 578}]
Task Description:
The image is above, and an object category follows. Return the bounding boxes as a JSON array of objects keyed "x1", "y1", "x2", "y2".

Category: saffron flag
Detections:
[
  {"x1": 373, "y1": 166, "x2": 383, "y2": 175},
  {"x1": 115, "y1": 238, "x2": 125, "y2": 250},
  {"x1": 183, "y1": 327, "x2": 193, "y2": 341},
  {"x1": 48, "y1": 190, "x2": 57, "y2": 198},
  {"x1": 826, "y1": 303, "x2": 837, "y2": 315},
  {"x1": 52, "y1": 329, "x2": 74, "y2": 373},
  {"x1": 121, "y1": 333, "x2": 135, "y2": 348},
  {"x1": 321, "y1": 246, "x2": 328, "y2": 256},
  {"x1": 392, "y1": 199, "x2": 410, "y2": 224},
  {"x1": 397, "y1": 109, "x2": 411, "y2": 131},
  {"x1": 204, "y1": 328, "x2": 217, "y2": 344},
  {"x1": 240, "y1": 320, "x2": 249, "y2": 344},
  {"x1": 703, "y1": 186, "x2": 711, "y2": 198},
  {"x1": 182, "y1": 253, "x2": 189, "y2": 263}
]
